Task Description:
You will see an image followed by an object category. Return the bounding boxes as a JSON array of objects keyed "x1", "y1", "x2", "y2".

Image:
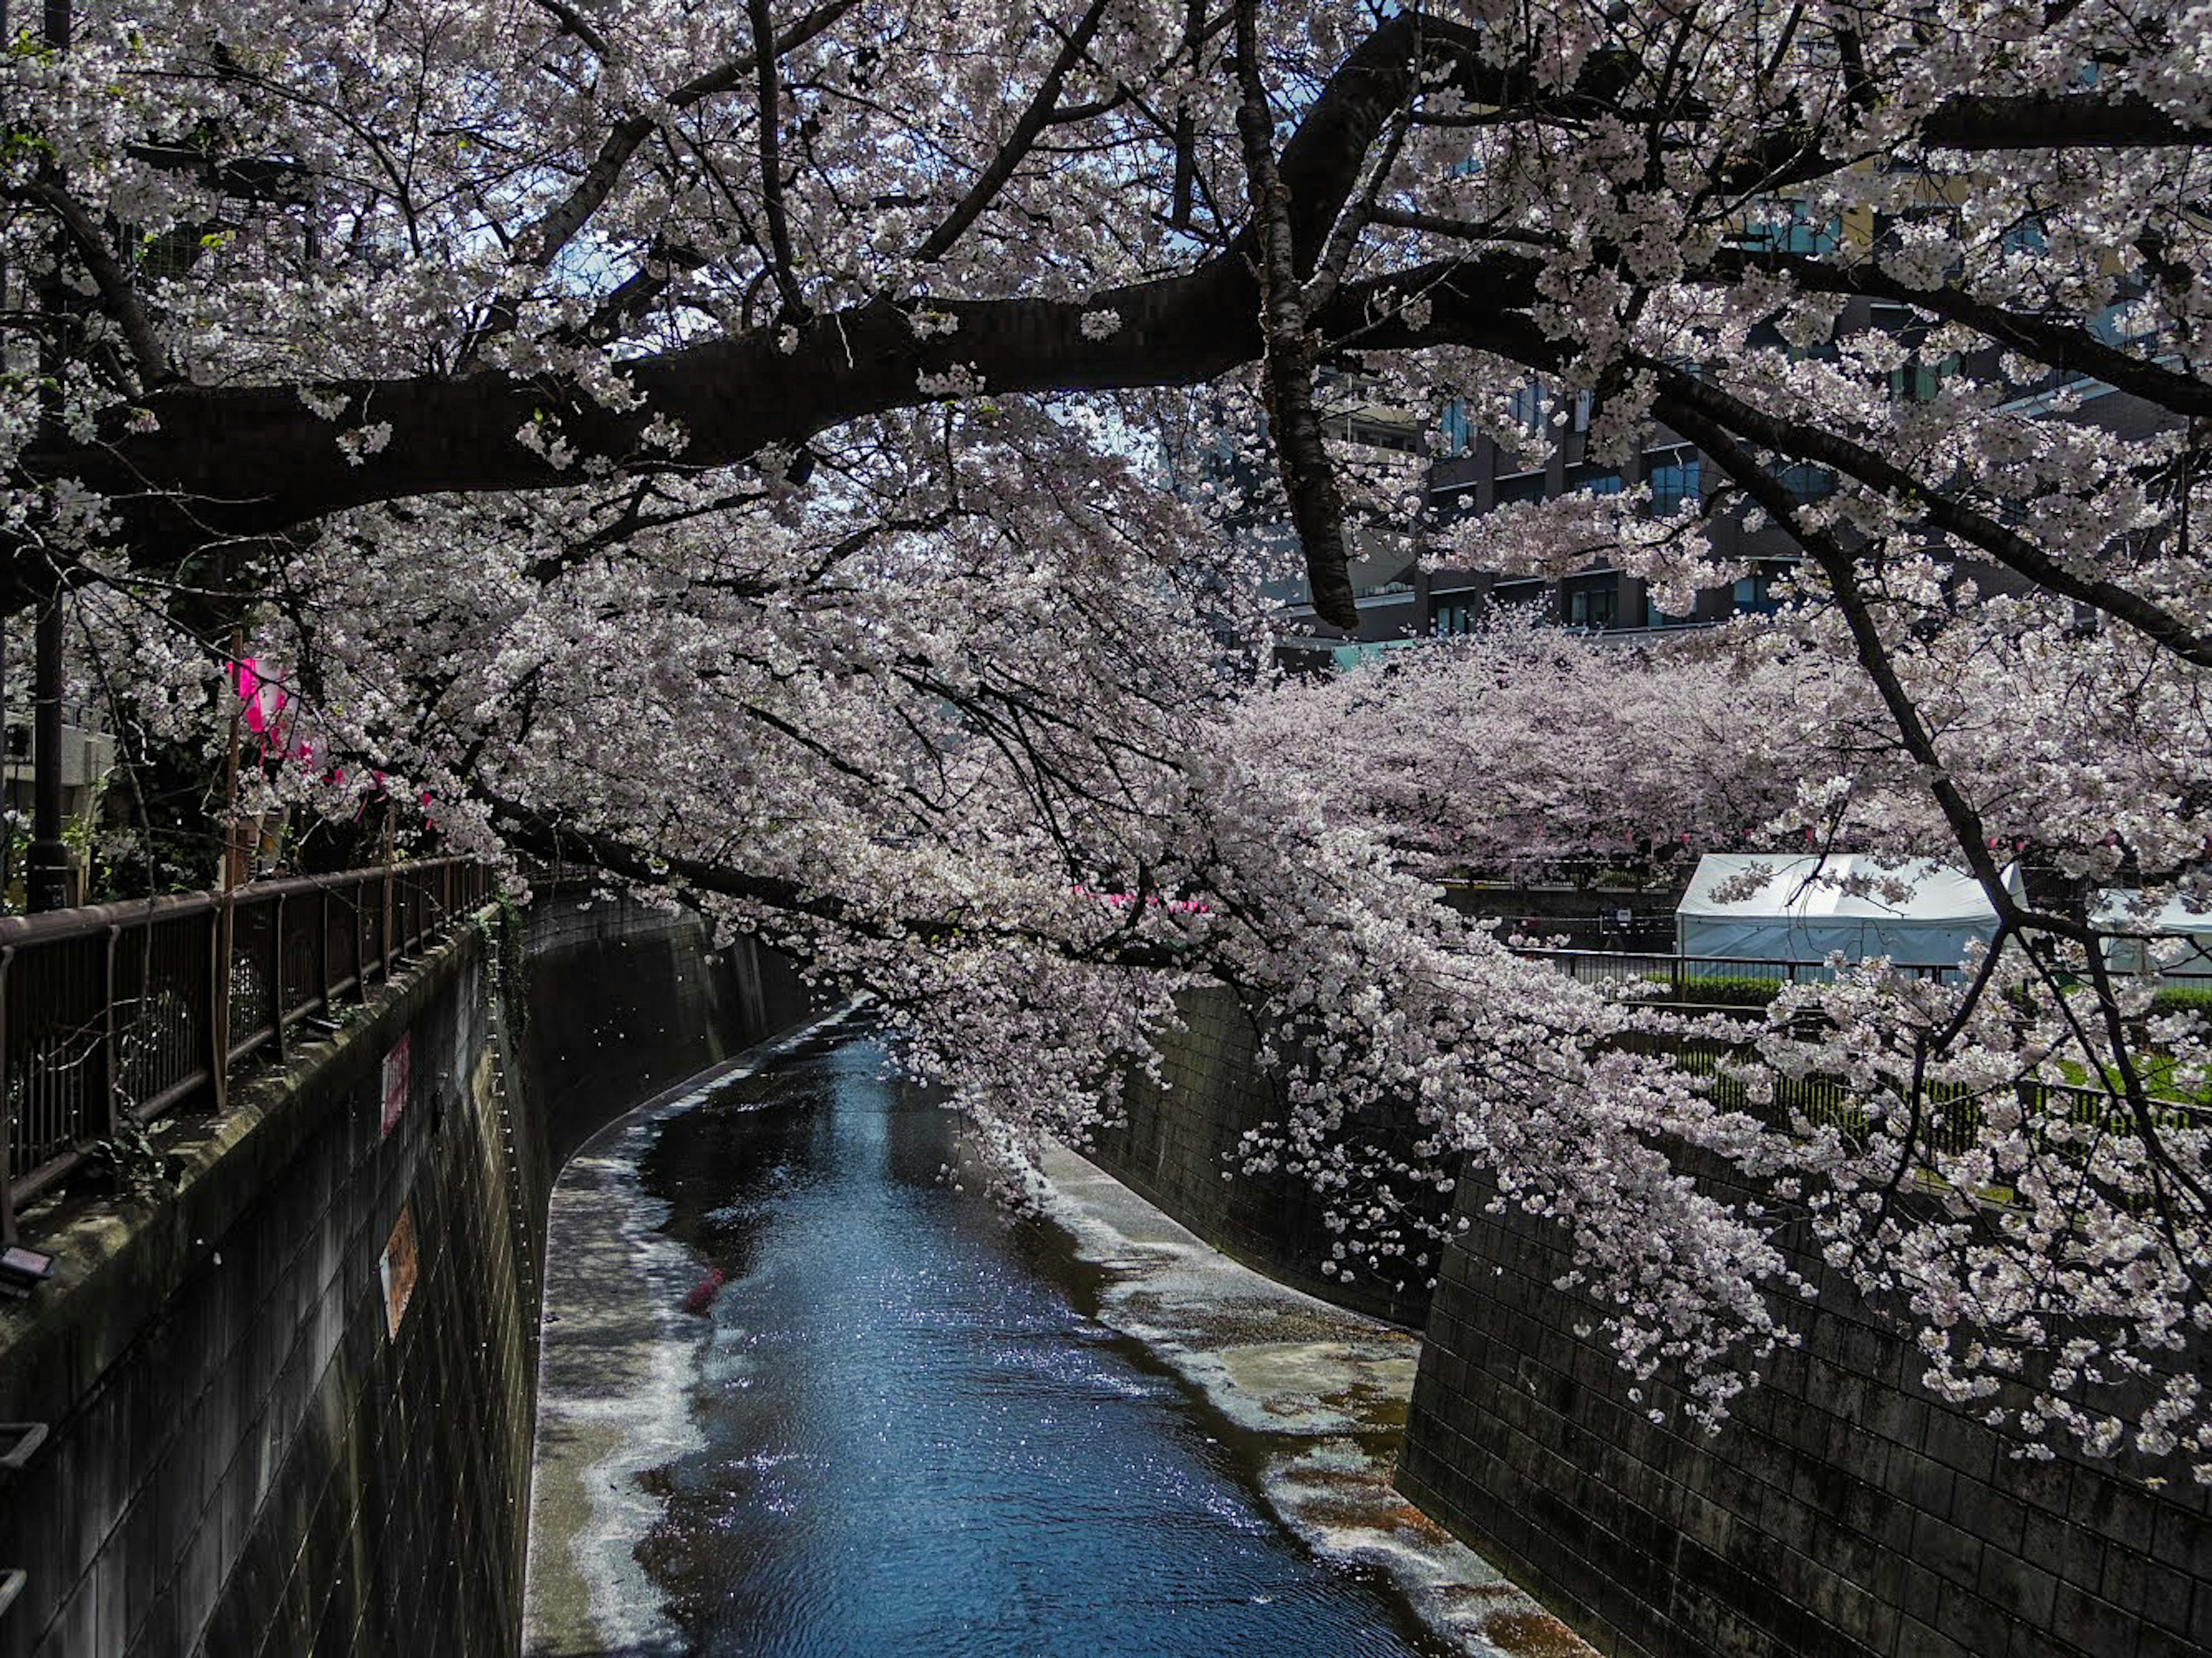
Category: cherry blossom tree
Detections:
[
  {"x1": 1233, "y1": 612, "x2": 1823, "y2": 877},
  {"x1": 5, "y1": 0, "x2": 2211, "y2": 1475}
]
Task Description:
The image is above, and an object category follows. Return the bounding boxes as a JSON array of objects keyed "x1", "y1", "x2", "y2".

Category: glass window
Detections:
[
  {"x1": 1889, "y1": 351, "x2": 1961, "y2": 402},
  {"x1": 1740, "y1": 200, "x2": 1842, "y2": 255},
  {"x1": 1439, "y1": 400, "x2": 1471, "y2": 456},
  {"x1": 1648, "y1": 454, "x2": 1700, "y2": 514},
  {"x1": 1492, "y1": 579, "x2": 1550, "y2": 616},
  {"x1": 1433, "y1": 596, "x2": 1479, "y2": 636},
  {"x1": 1566, "y1": 577, "x2": 1619, "y2": 630},
  {"x1": 1774, "y1": 462, "x2": 1835, "y2": 503},
  {"x1": 1495, "y1": 471, "x2": 1548, "y2": 506},
  {"x1": 1506, "y1": 382, "x2": 1543, "y2": 435},
  {"x1": 1730, "y1": 564, "x2": 1797, "y2": 616}
]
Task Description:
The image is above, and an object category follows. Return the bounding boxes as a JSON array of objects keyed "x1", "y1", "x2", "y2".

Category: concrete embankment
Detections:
[{"x1": 0, "y1": 890, "x2": 812, "y2": 1658}]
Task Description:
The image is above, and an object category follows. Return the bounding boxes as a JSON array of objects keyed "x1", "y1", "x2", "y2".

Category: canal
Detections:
[{"x1": 523, "y1": 1020, "x2": 1475, "y2": 1656}]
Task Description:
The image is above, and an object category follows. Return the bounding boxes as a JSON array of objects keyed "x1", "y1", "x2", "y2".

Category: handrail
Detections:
[
  {"x1": 1513, "y1": 944, "x2": 1960, "y2": 996},
  {"x1": 2, "y1": 858, "x2": 489, "y2": 1243}
]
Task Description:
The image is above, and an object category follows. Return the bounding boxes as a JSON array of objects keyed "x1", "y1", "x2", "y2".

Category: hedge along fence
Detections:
[
  {"x1": 1624, "y1": 1029, "x2": 2209, "y2": 1187},
  {"x1": 1629, "y1": 969, "x2": 2212, "y2": 1019}
]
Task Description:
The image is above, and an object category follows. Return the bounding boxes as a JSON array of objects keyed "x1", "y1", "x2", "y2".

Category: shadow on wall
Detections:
[
  {"x1": 1086, "y1": 985, "x2": 1456, "y2": 1330},
  {"x1": 522, "y1": 889, "x2": 820, "y2": 1170}
]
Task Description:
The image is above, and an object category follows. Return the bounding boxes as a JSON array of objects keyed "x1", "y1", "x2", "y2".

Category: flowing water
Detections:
[{"x1": 529, "y1": 1021, "x2": 1463, "y2": 1657}]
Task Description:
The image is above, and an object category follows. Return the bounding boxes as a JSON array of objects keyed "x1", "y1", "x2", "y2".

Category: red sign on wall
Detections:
[{"x1": 381, "y1": 1033, "x2": 411, "y2": 1138}]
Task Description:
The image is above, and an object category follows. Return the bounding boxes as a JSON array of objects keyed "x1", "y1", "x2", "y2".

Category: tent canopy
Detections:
[
  {"x1": 2093, "y1": 891, "x2": 2212, "y2": 984},
  {"x1": 1676, "y1": 853, "x2": 2020, "y2": 971}
]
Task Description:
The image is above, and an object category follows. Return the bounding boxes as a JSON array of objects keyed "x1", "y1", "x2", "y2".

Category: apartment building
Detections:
[{"x1": 1271, "y1": 205, "x2": 2180, "y2": 672}]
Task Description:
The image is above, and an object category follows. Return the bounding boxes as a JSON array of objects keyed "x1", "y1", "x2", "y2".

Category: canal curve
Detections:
[{"x1": 522, "y1": 1018, "x2": 1474, "y2": 1657}]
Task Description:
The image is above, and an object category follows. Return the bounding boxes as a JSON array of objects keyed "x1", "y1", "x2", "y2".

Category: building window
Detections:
[
  {"x1": 1738, "y1": 200, "x2": 1842, "y2": 255},
  {"x1": 1506, "y1": 382, "x2": 1543, "y2": 435},
  {"x1": 1495, "y1": 471, "x2": 1547, "y2": 506},
  {"x1": 1433, "y1": 596, "x2": 1479, "y2": 636},
  {"x1": 1439, "y1": 399, "x2": 1471, "y2": 456},
  {"x1": 1565, "y1": 574, "x2": 1620, "y2": 631},
  {"x1": 1774, "y1": 462, "x2": 1836, "y2": 504},
  {"x1": 1647, "y1": 453, "x2": 1700, "y2": 514},
  {"x1": 1889, "y1": 352, "x2": 1961, "y2": 403},
  {"x1": 1645, "y1": 600, "x2": 1691, "y2": 628},
  {"x1": 1568, "y1": 464, "x2": 1623, "y2": 495},
  {"x1": 1492, "y1": 578, "x2": 1550, "y2": 616},
  {"x1": 1730, "y1": 563, "x2": 1797, "y2": 616},
  {"x1": 1430, "y1": 483, "x2": 1479, "y2": 523}
]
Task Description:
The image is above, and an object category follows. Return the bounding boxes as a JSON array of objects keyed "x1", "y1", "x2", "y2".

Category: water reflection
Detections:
[{"x1": 628, "y1": 1035, "x2": 1451, "y2": 1657}]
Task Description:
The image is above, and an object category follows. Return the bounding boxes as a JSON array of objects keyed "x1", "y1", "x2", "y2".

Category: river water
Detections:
[{"x1": 525, "y1": 1020, "x2": 1473, "y2": 1656}]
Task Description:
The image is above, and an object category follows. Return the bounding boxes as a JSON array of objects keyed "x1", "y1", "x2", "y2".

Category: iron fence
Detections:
[
  {"x1": 1, "y1": 858, "x2": 487, "y2": 1242},
  {"x1": 1514, "y1": 946, "x2": 1959, "y2": 1003}
]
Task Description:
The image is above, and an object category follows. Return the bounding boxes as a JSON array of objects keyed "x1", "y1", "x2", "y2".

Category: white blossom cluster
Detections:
[{"x1": 3, "y1": 0, "x2": 2210, "y2": 1478}]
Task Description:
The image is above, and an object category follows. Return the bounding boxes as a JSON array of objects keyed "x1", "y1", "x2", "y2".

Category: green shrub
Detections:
[
  {"x1": 2151, "y1": 984, "x2": 2212, "y2": 1018},
  {"x1": 1638, "y1": 972, "x2": 1785, "y2": 1007}
]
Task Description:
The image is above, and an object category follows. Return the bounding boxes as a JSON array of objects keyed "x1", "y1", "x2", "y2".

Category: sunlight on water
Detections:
[{"x1": 611, "y1": 1033, "x2": 1456, "y2": 1657}]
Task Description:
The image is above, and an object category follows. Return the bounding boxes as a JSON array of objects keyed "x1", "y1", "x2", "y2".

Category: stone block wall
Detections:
[
  {"x1": 0, "y1": 920, "x2": 538, "y2": 1658},
  {"x1": 1085, "y1": 985, "x2": 1451, "y2": 1329},
  {"x1": 524, "y1": 890, "x2": 816, "y2": 1168},
  {"x1": 0, "y1": 889, "x2": 811, "y2": 1658},
  {"x1": 1397, "y1": 1163, "x2": 2212, "y2": 1658}
]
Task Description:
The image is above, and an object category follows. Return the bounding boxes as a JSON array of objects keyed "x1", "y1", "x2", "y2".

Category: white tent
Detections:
[
  {"x1": 1676, "y1": 853, "x2": 2020, "y2": 972},
  {"x1": 2094, "y1": 893, "x2": 2212, "y2": 985}
]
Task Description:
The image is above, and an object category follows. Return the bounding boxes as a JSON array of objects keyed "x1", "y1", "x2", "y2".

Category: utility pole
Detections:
[{"x1": 24, "y1": 0, "x2": 71, "y2": 910}]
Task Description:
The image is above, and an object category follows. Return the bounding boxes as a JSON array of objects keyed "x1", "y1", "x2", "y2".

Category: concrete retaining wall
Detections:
[
  {"x1": 1103, "y1": 996, "x2": 2211, "y2": 1658},
  {"x1": 522, "y1": 891, "x2": 813, "y2": 1169},
  {"x1": 1084, "y1": 986, "x2": 1450, "y2": 1329},
  {"x1": 0, "y1": 889, "x2": 809, "y2": 1658},
  {"x1": 1397, "y1": 1162, "x2": 2212, "y2": 1658}
]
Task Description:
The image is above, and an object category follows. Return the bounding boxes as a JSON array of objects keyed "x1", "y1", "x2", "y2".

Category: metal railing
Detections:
[
  {"x1": 1, "y1": 858, "x2": 487, "y2": 1242},
  {"x1": 1515, "y1": 947, "x2": 1960, "y2": 1001}
]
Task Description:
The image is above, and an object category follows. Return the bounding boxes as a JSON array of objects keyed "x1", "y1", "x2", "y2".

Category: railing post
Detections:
[
  {"x1": 270, "y1": 893, "x2": 287, "y2": 1065},
  {"x1": 382, "y1": 862, "x2": 395, "y2": 979},
  {"x1": 318, "y1": 887, "x2": 331, "y2": 1014},
  {"x1": 100, "y1": 924, "x2": 120, "y2": 1136},
  {"x1": 352, "y1": 872, "x2": 366, "y2": 995},
  {"x1": 207, "y1": 905, "x2": 229, "y2": 1117},
  {"x1": 1, "y1": 946, "x2": 15, "y2": 1246}
]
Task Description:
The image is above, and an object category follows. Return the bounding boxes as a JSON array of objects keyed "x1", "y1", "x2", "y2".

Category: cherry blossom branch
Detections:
[
  {"x1": 912, "y1": 0, "x2": 1113, "y2": 264},
  {"x1": 1650, "y1": 369, "x2": 2212, "y2": 670},
  {"x1": 1660, "y1": 400, "x2": 2036, "y2": 925},
  {"x1": 15, "y1": 180, "x2": 170, "y2": 389},
  {"x1": 1704, "y1": 248, "x2": 2212, "y2": 420},
  {"x1": 1232, "y1": 0, "x2": 1354, "y2": 629}
]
